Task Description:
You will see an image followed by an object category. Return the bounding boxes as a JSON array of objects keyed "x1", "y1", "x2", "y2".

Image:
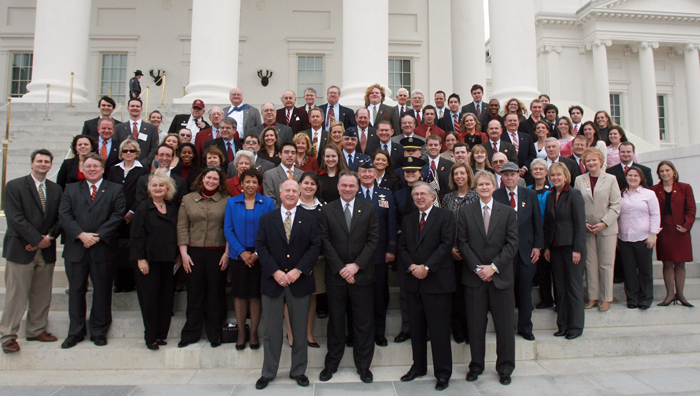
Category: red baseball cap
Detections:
[{"x1": 192, "y1": 99, "x2": 205, "y2": 109}]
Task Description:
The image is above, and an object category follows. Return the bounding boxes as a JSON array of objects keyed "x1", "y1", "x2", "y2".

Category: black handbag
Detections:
[{"x1": 221, "y1": 323, "x2": 250, "y2": 343}]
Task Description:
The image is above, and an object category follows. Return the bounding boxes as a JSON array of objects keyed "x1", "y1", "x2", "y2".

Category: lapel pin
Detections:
[
  {"x1": 358, "y1": 210, "x2": 361, "y2": 213},
  {"x1": 522, "y1": 202, "x2": 526, "y2": 207}
]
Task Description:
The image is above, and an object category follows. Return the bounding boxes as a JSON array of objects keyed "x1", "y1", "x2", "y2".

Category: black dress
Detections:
[
  {"x1": 258, "y1": 149, "x2": 281, "y2": 167},
  {"x1": 318, "y1": 172, "x2": 340, "y2": 203}
]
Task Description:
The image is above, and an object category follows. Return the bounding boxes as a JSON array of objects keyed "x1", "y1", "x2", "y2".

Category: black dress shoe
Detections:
[
  {"x1": 236, "y1": 342, "x2": 246, "y2": 350},
  {"x1": 638, "y1": 305, "x2": 649, "y2": 310},
  {"x1": 453, "y1": 333, "x2": 466, "y2": 344},
  {"x1": 400, "y1": 371, "x2": 424, "y2": 382},
  {"x1": 61, "y1": 335, "x2": 84, "y2": 349},
  {"x1": 375, "y1": 335, "x2": 388, "y2": 347},
  {"x1": 553, "y1": 330, "x2": 567, "y2": 337},
  {"x1": 319, "y1": 367, "x2": 336, "y2": 382},
  {"x1": 499, "y1": 373, "x2": 512, "y2": 385},
  {"x1": 435, "y1": 378, "x2": 449, "y2": 391},
  {"x1": 178, "y1": 341, "x2": 190, "y2": 348},
  {"x1": 255, "y1": 377, "x2": 272, "y2": 390},
  {"x1": 627, "y1": 304, "x2": 638, "y2": 309},
  {"x1": 565, "y1": 333, "x2": 580, "y2": 340},
  {"x1": 358, "y1": 368, "x2": 373, "y2": 383},
  {"x1": 518, "y1": 332, "x2": 535, "y2": 341},
  {"x1": 394, "y1": 332, "x2": 410, "y2": 343},
  {"x1": 345, "y1": 335, "x2": 354, "y2": 347},
  {"x1": 113, "y1": 286, "x2": 123, "y2": 293},
  {"x1": 290, "y1": 374, "x2": 309, "y2": 387},
  {"x1": 146, "y1": 343, "x2": 159, "y2": 351},
  {"x1": 210, "y1": 341, "x2": 221, "y2": 348},
  {"x1": 466, "y1": 371, "x2": 479, "y2": 382},
  {"x1": 250, "y1": 342, "x2": 261, "y2": 350},
  {"x1": 90, "y1": 336, "x2": 107, "y2": 346},
  {"x1": 536, "y1": 301, "x2": 554, "y2": 309},
  {"x1": 156, "y1": 340, "x2": 167, "y2": 346}
]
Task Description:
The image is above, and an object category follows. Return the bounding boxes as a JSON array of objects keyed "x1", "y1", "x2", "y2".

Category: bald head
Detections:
[
  {"x1": 279, "y1": 179, "x2": 300, "y2": 210},
  {"x1": 229, "y1": 88, "x2": 243, "y2": 106},
  {"x1": 262, "y1": 102, "x2": 276, "y2": 123},
  {"x1": 492, "y1": 152, "x2": 508, "y2": 174}
]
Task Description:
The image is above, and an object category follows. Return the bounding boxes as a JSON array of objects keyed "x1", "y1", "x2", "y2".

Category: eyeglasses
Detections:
[{"x1": 121, "y1": 149, "x2": 138, "y2": 153}]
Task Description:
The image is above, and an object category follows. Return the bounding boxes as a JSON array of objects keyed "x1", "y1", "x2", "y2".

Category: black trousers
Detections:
[
  {"x1": 134, "y1": 261, "x2": 175, "y2": 344},
  {"x1": 514, "y1": 256, "x2": 536, "y2": 334},
  {"x1": 325, "y1": 283, "x2": 374, "y2": 371},
  {"x1": 346, "y1": 262, "x2": 389, "y2": 338},
  {"x1": 407, "y1": 289, "x2": 452, "y2": 380},
  {"x1": 113, "y1": 238, "x2": 135, "y2": 291},
  {"x1": 465, "y1": 281, "x2": 515, "y2": 375},
  {"x1": 618, "y1": 240, "x2": 654, "y2": 307},
  {"x1": 551, "y1": 245, "x2": 585, "y2": 336},
  {"x1": 451, "y1": 259, "x2": 468, "y2": 340},
  {"x1": 180, "y1": 247, "x2": 227, "y2": 344},
  {"x1": 536, "y1": 256, "x2": 555, "y2": 305},
  {"x1": 66, "y1": 256, "x2": 115, "y2": 338}
]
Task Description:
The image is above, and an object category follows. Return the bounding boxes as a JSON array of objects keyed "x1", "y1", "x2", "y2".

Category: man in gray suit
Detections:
[
  {"x1": 115, "y1": 98, "x2": 159, "y2": 166},
  {"x1": 223, "y1": 87, "x2": 261, "y2": 139},
  {"x1": 249, "y1": 102, "x2": 294, "y2": 144},
  {"x1": 226, "y1": 134, "x2": 274, "y2": 178},
  {"x1": 59, "y1": 154, "x2": 126, "y2": 349},
  {"x1": 263, "y1": 142, "x2": 303, "y2": 207},
  {"x1": 1, "y1": 149, "x2": 62, "y2": 354}
]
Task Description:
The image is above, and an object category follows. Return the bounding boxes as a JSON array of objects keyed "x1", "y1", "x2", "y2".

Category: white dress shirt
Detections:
[{"x1": 281, "y1": 205, "x2": 297, "y2": 224}]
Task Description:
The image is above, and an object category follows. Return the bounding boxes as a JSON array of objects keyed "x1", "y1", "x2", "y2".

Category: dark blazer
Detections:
[
  {"x1": 606, "y1": 163, "x2": 653, "y2": 192},
  {"x1": 378, "y1": 173, "x2": 402, "y2": 192},
  {"x1": 202, "y1": 138, "x2": 242, "y2": 169},
  {"x1": 401, "y1": 108, "x2": 424, "y2": 126},
  {"x1": 105, "y1": 162, "x2": 149, "y2": 214},
  {"x1": 379, "y1": 141, "x2": 404, "y2": 169},
  {"x1": 356, "y1": 126, "x2": 380, "y2": 156},
  {"x1": 226, "y1": 155, "x2": 274, "y2": 179},
  {"x1": 319, "y1": 103, "x2": 356, "y2": 131},
  {"x1": 134, "y1": 172, "x2": 188, "y2": 211},
  {"x1": 249, "y1": 123, "x2": 294, "y2": 145},
  {"x1": 82, "y1": 117, "x2": 121, "y2": 140},
  {"x1": 103, "y1": 138, "x2": 122, "y2": 172},
  {"x1": 167, "y1": 114, "x2": 210, "y2": 136},
  {"x1": 56, "y1": 157, "x2": 84, "y2": 190},
  {"x1": 257, "y1": 207, "x2": 322, "y2": 298},
  {"x1": 422, "y1": 157, "x2": 455, "y2": 198},
  {"x1": 372, "y1": 104, "x2": 400, "y2": 135},
  {"x1": 320, "y1": 198, "x2": 379, "y2": 286},
  {"x1": 457, "y1": 200, "x2": 518, "y2": 289},
  {"x1": 129, "y1": 76, "x2": 140, "y2": 98},
  {"x1": 115, "y1": 120, "x2": 160, "y2": 165},
  {"x1": 437, "y1": 112, "x2": 461, "y2": 133},
  {"x1": 171, "y1": 162, "x2": 202, "y2": 193},
  {"x1": 543, "y1": 186, "x2": 586, "y2": 254},
  {"x1": 59, "y1": 179, "x2": 126, "y2": 263},
  {"x1": 129, "y1": 200, "x2": 178, "y2": 262},
  {"x1": 394, "y1": 186, "x2": 418, "y2": 230},
  {"x1": 398, "y1": 207, "x2": 455, "y2": 294},
  {"x1": 493, "y1": 186, "x2": 544, "y2": 265},
  {"x1": 552, "y1": 156, "x2": 580, "y2": 187},
  {"x1": 301, "y1": 128, "x2": 329, "y2": 160},
  {"x1": 501, "y1": 131, "x2": 536, "y2": 170},
  {"x1": 357, "y1": 186, "x2": 397, "y2": 263},
  {"x1": 482, "y1": 140, "x2": 518, "y2": 164},
  {"x1": 479, "y1": 114, "x2": 504, "y2": 130},
  {"x1": 566, "y1": 155, "x2": 584, "y2": 182},
  {"x1": 3, "y1": 175, "x2": 62, "y2": 264},
  {"x1": 519, "y1": 116, "x2": 541, "y2": 140},
  {"x1": 461, "y1": 102, "x2": 487, "y2": 120},
  {"x1": 276, "y1": 107, "x2": 310, "y2": 134}
]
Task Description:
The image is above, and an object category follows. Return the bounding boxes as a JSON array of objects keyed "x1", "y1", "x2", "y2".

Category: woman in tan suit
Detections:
[{"x1": 574, "y1": 148, "x2": 621, "y2": 311}]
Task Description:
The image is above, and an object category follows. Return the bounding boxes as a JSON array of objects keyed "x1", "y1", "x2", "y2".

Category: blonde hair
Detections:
[{"x1": 148, "y1": 168, "x2": 176, "y2": 201}]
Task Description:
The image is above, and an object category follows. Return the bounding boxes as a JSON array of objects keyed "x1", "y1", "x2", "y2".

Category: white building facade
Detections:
[{"x1": 0, "y1": 0, "x2": 698, "y2": 150}]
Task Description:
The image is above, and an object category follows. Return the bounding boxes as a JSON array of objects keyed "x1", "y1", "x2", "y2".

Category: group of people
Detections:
[{"x1": 0, "y1": 82, "x2": 695, "y2": 392}]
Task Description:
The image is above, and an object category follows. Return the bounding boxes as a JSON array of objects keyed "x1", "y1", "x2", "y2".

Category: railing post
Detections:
[
  {"x1": 68, "y1": 72, "x2": 75, "y2": 107},
  {"x1": 44, "y1": 84, "x2": 51, "y2": 121},
  {"x1": 0, "y1": 98, "x2": 13, "y2": 217},
  {"x1": 159, "y1": 72, "x2": 166, "y2": 108}
]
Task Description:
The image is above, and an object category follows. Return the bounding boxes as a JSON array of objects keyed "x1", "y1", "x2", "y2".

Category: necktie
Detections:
[
  {"x1": 287, "y1": 169, "x2": 294, "y2": 180},
  {"x1": 416, "y1": 111, "x2": 421, "y2": 125},
  {"x1": 132, "y1": 122, "x2": 138, "y2": 140},
  {"x1": 483, "y1": 205, "x2": 490, "y2": 235},
  {"x1": 509, "y1": 191, "x2": 516, "y2": 208},
  {"x1": 624, "y1": 165, "x2": 629, "y2": 174},
  {"x1": 419, "y1": 212, "x2": 426, "y2": 235},
  {"x1": 284, "y1": 211, "x2": 292, "y2": 242},
  {"x1": 312, "y1": 133, "x2": 318, "y2": 157},
  {"x1": 574, "y1": 124, "x2": 579, "y2": 135},
  {"x1": 579, "y1": 159, "x2": 586, "y2": 174},
  {"x1": 431, "y1": 160, "x2": 437, "y2": 173},
  {"x1": 426, "y1": 126, "x2": 432, "y2": 137},
  {"x1": 91, "y1": 184, "x2": 97, "y2": 201},
  {"x1": 327, "y1": 106, "x2": 336, "y2": 128},
  {"x1": 453, "y1": 114, "x2": 459, "y2": 131},
  {"x1": 372, "y1": 105, "x2": 377, "y2": 123},
  {"x1": 500, "y1": 176, "x2": 505, "y2": 188},
  {"x1": 100, "y1": 141, "x2": 108, "y2": 159},
  {"x1": 493, "y1": 142, "x2": 498, "y2": 153},
  {"x1": 401, "y1": 106, "x2": 405, "y2": 114},
  {"x1": 212, "y1": 127, "x2": 219, "y2": 139},
  {"x1": 38, "y1": 183, "x2": 46, "y2": 212},
  {"x1": 286, "y1": 110, "x2": 291, "y2": 125},
  {"x1": 476, "y1": 103, "x2": 481, "y2": 115},
  {"x1": 439, "y1": 109, "x2": 443, "y2": 118},
  {"x1": 383, "y1": 143, "x2": 388, "y2": 151},
  {"x1": 344, "y1": 203, "x2": 352, "y2": 231},
  {"x1": 360, "y1": 129, "x2": 367, "y2": 153},
  {"x1": 226, "y1": 142, "x2": 234, "y2": 163},
  {"x1": 510, "y1": 133, "x2": 519, "y2": 152},
  {"x1": 366, "y1": 189, "x2": 371, "y2": 201},
  {"x1": 348, "y1": 154, "x2": 353, "y2": 167}
]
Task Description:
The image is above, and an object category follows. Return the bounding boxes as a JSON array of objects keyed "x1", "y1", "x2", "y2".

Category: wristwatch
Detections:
[
  {"x1": 491, "y1": 263, "x2": 499, "y2": 273},
  {"x1": 424, "y1": 265, "x2": 430, "y2": 272}
]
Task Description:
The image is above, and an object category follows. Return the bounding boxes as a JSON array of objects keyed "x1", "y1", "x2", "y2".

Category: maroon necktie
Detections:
[
  {"x1": 419, "y1": 212, "x2": 426, "y2": 235},
  {"x1": 132, "y1": 122, "x2": 139, "y2": 140},
  {"x1": 500, "y1": 177, "x2": 505, "y2": 188},
  {"x1": 286, "y1": 110, "x2": 291, "y2": 125},
  {"x1": 509, "y1": 191, "x2": 516, "y2": 208},
  {"x1": 580, "y1": 159, "x2": 586, "y2": 174},
  {"x1": 226, "y1": 142, "x2": 234, "y2": 163},
  {"x1": 416, "y1": 111, "x2": 421, "y2": 125},
  {"x1": 493, "y1": 142, "x2": 498, "y2": 153},
  {"x1": 453, "y1": 114, "x2": 459, "y2": 131}
]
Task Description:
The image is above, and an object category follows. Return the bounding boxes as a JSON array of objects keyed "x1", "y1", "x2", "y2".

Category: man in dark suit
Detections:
[
  {"x1": 95, "y1": 118, "x2": 121, "y2": 178},
  {"x1": 82, "y1": 96, "x2": 121, "y2": 139},
  {"x1": 479, "y1": 99, "x2": 504, "y2": 130},
  {"x1": 319, "y1": 85, "x2": 356, "y2": 131},
  {"x1": 277, "y1": 90, "x2": 310, "y2": 134},
  {"x1": 250, "y1": 102, "x2": 294, "y2": 144},
  {"x1": 58, "y1": 154, "x2": 126, "y2": 349},
  {"x1": 168, "y1": 99, "x2": 210, "y2": 137},
  {"x1": 518, "y1": 99, "x2": 544, "y2": 139},
  {"x1": 114, "y1": 98, "x2": 159, "y2": 166},
  {"x1": 461, "y1": 84, "x2": 487, "y2": 120},
  {"x1": 341, "y1": 128, "x2": 362, "y2": 172},
  {"x1": 300, "y1": 87, "x2": 317, "y2": 114},
  {"x1": 357, "y1": 160, "x2": 397, "y2": 347},
  {"x1": 423, "y1": 135, "x2": 454, "y2": 199},
  {"x1": 606, "y1": 141, "x2": 653, "y2": 191},
  {"x1": 545, "y1": 137, "x2": 579, "y2": 187},
  {"x1": 493, "y1": 163, "x2": 543, "y2": 341},
  {"x1": 501, "y1": 114, "x2": 537, "y2": 184},
  {"x1": 319, "y1": 171, "x2": 379, "y2": 384},
  {"x1": 438, "y1": 93, "x2": 463, "y2": 133},
  {"x1": 223, "y1": 88, "x2": 262, "y2": 139},
  {"x1": 301, "y1": 108, "x2": 328, "y2": 160},
  {"x1": 482, "y1": 119, "x2": 517, "y2": 164},
  {"x1": 458, "y1": 170, "x2": 518, "y2": 386},
  {"x1": 366, "y1": 84, "x2": 400, "y2": 135},
  {"x1": 0, "y1": 150, "x2": 62, "y2": 354},
  {"x1": 398, "y1": 182, "x2": 455, "y2": 391},
  {"x1": 129, "y1": 70, "x2": 142, "y2": 99},
  {"x1": 134, "y1": 144, "x2": 188, "y2": 209},
  {"x1": 263, "y1": 142, "x2": 304, "y2": 207},
  {"x1": 255, "y1": 180, "x2": 322, "y2": 390},
  {"x1": 543, "y1": 104, "x2": 559, "y2": 137},
  {"x1": 226, "y1": 134, "x2": 274, "y2": 178},
  {"x1": 355, "y1": 108, "x2": 380, "y2": 155},
  {"x1": 202, "y1": 117, "x2": 242, "y2": 170},
  {"x1": 401, "y1": 90, "x2": 425, "y2": 126},
  {"x1": 567, "y1": 135, "x2": 588, "y2": 181},
  {"x1": 395, "y1": 88, "x2": 410, "y2": 117},
  {"x1": 375, "y1": 121, "x2": 404, "y2": 168},
  {"x1": 194, "y1": 107, "x2": 223, "y2": 159}
]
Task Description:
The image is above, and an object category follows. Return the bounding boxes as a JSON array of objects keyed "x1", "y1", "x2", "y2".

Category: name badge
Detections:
[{"x1": 138, "y1": 133, "x2": 148, "y2": 141}]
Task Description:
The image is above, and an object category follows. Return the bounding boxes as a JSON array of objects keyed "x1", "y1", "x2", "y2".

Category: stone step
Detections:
[{"x1": 2, "y1": 322, "x2": 698, "y2": 370}]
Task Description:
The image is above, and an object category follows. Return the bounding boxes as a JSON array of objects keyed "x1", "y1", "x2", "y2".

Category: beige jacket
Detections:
[
  {"x1": 574, "y1": 172, "x2": 621, "y2": 236},
  {"x1": 177, "y1": 191, "x2": 229, "y2": 247}
]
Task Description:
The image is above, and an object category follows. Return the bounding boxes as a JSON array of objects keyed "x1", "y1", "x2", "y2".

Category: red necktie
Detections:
[
  {"x1": 509, "y1": 191, "x2": 516, "y2": 208},
  {"x1": 416, "y1": 111, "x2": 421, "y2": 125},
  {"x1": 132, "y1": 122, "x2": 138, "y2": 140},
  {"x1": 286, "y1": 110, "x2": 291, "y2": 125},
  {"x1": 493, "y1": 142, "x2": 498, "y2": 153},
  {"x1": 453, "y1": 114, "x2": 459, "y2": 131},
  {"x1": 574, "y1": 124, "x2": 579, "y2": 135},
  {"x1": 510, "y1": 133, "x2": 519, "y2": 153},
  {"x1": 624, "y1": 165, "x2": 629, "y2": 174},
  {"x1": 500, "y1": 177, "x2": 505, "y2": 188},
  {"x1": 327, "y1": 106, "x2": 336, "y2": 128},
  {"x1": 100, "y1": 141, "x2": 108, "y2": 159},
  {"x1": 419, "y1": 212, "x2": 426, "y2": 235},
  {"x1": 580, "y1": 159, "x2": 586, "y2": 174},
  {"x1": 431, "y1": 160, "x2": 437, "y2": 173},
  {"x1": 91, "y1": 185, "x2": 97, "y2": 201},
  {"x1": 226, "y1": 142, "x2": 234, "y2": 163}
]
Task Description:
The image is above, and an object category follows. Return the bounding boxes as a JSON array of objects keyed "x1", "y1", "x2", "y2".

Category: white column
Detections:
[
  {"x1": 340, "y1": 0, "x2": 389, "y2": 106},
  {"x1": 488, "y1": 0, "x2": 539, "y2": 102},
  {"x1": 636, "y1": 41, "x2": 660, "y2": 148},
  {"x1": 538, "y1": 45, "x2": 561, "y2": 99},
  {"x1": 174, "y1": 0, "x2": 241, "y2": 104},
  {"x1": 450, "y1": 0, "x2": 485, "y2": 97},
  {"x1": 684, "y1": 44, "x2": 700, "y2": 145},
  {"x1": 590, "y1": 39, "x2": 612, "y2": 113},
  {"x1": 16, "y1": 0, "x2": 91, "y2": 103}
]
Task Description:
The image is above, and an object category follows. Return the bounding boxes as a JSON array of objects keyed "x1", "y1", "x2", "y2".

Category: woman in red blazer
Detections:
[{"x1": 650, "y1": 160, "x2": 696, "y2": 307}]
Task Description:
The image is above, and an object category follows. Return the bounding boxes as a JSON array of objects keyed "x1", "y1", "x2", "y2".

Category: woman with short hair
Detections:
[{"x1": 293, "y1": 133, "x2": 319, "y2": 172}]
